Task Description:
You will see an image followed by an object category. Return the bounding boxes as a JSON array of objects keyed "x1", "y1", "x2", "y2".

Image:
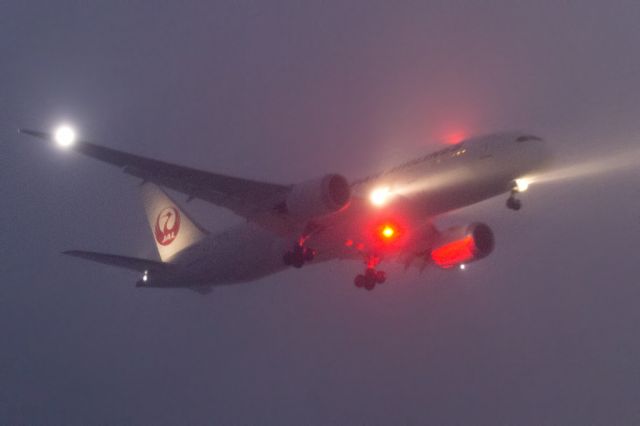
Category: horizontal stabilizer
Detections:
[{"x1": 63, "y1": 250, "x2": 171, "y2": 273}]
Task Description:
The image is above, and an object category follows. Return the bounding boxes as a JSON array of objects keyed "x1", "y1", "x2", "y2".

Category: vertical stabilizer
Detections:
[{"x1": 140, "y1": 183, "x2": 207, "y2": 262}]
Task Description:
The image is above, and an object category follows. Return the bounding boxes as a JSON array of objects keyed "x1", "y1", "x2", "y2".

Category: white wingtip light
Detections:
[{"x1": 53, "y1": 125, "x2": 76, "y2": 148}]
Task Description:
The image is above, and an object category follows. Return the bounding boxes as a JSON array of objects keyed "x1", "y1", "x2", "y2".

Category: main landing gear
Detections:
[
  {"x1": 283, "y1": 242, "x2": 316, "y2": 269},
  {"x1": 354, "y1": 255, "x2": 386, "y2": 291},
  {"x1": 354, "y1": 268, "x2": 386, "y2": 291}
]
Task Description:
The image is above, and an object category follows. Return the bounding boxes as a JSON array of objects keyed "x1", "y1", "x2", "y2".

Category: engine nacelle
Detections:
[
  {"x1": 286, "y1": 174, "x2": 351, "y2": 219},
  {"x1": 430, "y1": 223, "x2": 495, "y2": 269}
]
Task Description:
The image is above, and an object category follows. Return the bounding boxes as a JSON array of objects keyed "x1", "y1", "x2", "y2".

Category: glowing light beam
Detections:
[{"x1": 528, "y1": 147, "x2": 640, "y2": 186}]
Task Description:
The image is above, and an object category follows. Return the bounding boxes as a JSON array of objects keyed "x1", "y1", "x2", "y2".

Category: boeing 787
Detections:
[{"x1": 20, "y1": 128, "x2": 551, "y2": 292}]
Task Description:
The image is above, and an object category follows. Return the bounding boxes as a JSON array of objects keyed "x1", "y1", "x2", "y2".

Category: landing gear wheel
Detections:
[
  {"x1": 292, "y1": 255, "x2": 305, "y2": 269},
  {"x1": 364, "y1": 277, "x2": 376, "y2": 291},
  {"x1": 361, "y1": 268, "x2": 379, "y2": 290},
  {"x1": 365, "y1": 268, "x2": 377, "y2": 281},
  {"x1": 353, "y1": 255, "x2": 389, "y2": 290},
  {"x1": 506, "y1": 197, "x2": 522, "y2": 211},
  {"x1": 303, "y1": 248, "x2": 316, "y2": 262}
]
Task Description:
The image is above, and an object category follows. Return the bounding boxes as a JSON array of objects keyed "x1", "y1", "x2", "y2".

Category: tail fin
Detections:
[{"x1": 140, "y1": 183, "x2": 207, "y2": 262}]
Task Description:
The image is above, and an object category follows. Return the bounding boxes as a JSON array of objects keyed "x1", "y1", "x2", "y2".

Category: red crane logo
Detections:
[{"x1": 154, "y1": 207, "x2": 180, "y2": 246}]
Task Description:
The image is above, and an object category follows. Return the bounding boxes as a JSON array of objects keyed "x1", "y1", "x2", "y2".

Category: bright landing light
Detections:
[
  {"x1": 459, "y1": 264, "x2": 466, "y2": 270},
  {"x1": 53, "y1": 125, "x2": 76, "y2": 148},
  {"x1": 515, "y1": 178, "x2": 531, "y2": 192},
  {"x1": 370, "y1": 186, "x2": 392, "y2": 206}
]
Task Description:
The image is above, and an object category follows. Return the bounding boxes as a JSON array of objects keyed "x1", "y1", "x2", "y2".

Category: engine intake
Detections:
[
  {"x1": 286, "y1": 174, "x2": 351, "y2": 219},
  {"x1": 430, "y1": 223, "x2": 495, "y2": 269}
]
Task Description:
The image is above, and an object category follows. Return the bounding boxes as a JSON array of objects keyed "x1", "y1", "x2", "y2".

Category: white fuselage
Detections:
[{"x1": 161, "y1": 132, "x2": 551, "y2": 287}]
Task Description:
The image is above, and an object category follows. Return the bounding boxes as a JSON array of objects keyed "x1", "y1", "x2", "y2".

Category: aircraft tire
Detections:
[
  {"x1": 364, "y1": 278, "x2": 376, "y2": 291},
  {"x1": 303, "y1": 248, "x2": 316, "y2": 262},
  {"x1": 292, "y1": 255, "x2": 305, "y2": 268},
  {"x1": 506, "y1": 197, "x2": 522, "y2": 211}
]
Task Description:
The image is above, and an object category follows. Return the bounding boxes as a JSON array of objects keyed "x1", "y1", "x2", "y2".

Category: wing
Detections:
[{"x1": 20, "y1": 129, "x2": 294, "y2": 233}]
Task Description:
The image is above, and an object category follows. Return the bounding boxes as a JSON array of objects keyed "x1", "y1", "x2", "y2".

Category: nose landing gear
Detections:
[
  {"x1": 506, "y1": 186, "x2": 523, "y2": 211},
  {"x1": 506, "y1": 194, "x2": 522, "y2": 211}
]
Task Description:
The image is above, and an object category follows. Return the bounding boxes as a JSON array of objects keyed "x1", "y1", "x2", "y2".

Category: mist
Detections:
[{"x1": 2, "y1": 2, "x2": 640, "y2": 424}]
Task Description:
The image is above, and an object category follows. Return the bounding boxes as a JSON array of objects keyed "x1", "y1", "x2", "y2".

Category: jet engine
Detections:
[
  {"x1": 430, "y1": 223, "x2": 495, "y2": 269},
  {"x1": 286, "y1": 174, "x2": 351, "y2": 219}
]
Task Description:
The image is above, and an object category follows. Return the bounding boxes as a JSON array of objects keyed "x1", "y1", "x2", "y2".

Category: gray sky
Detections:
[{"x1": 2, "y1": 1, "x2": 640, "y2": 424}]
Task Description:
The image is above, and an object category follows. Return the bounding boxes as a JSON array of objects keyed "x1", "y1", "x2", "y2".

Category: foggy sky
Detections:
[{"x1": 2, "y1": 1, "x2": 640, "y2": 424}]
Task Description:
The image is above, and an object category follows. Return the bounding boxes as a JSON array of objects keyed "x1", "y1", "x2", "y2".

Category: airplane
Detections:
[{"x1": 19, "y1": 127, "x2": 551, "y2": 292}]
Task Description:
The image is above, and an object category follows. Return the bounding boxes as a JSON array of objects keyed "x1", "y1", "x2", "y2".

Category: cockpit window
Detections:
[{"x1": 516, "y1": 135, "x2": 543, "y2": 142}]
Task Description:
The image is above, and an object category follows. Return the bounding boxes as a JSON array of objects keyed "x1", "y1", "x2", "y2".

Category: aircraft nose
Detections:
[{"x1": 535, "y1": 137, "x2": 554, "y2": 167}]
